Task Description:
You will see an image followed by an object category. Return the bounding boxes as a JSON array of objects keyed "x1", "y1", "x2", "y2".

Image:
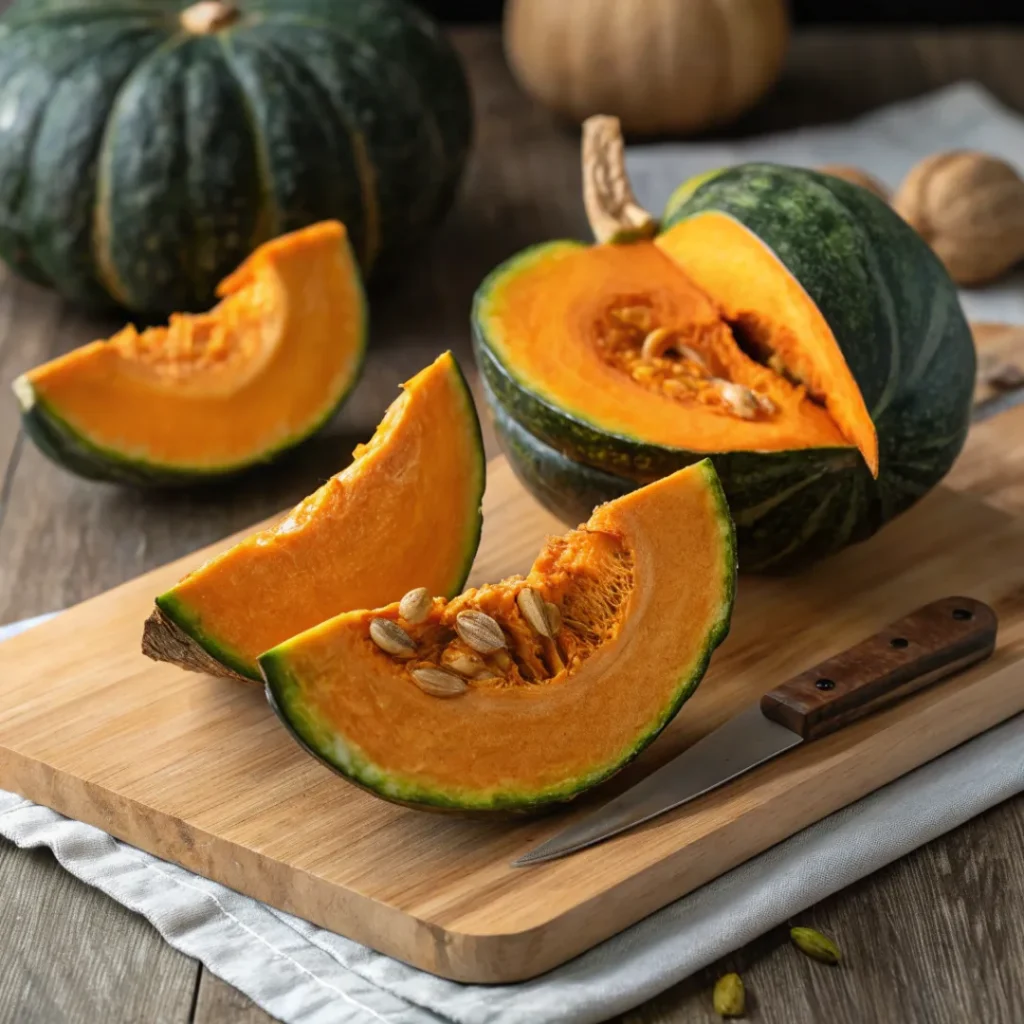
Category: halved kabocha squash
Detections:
[
  {"x1": 143, "y1": 352, "x2": 484, "y2": 682},
  {"x1": 14, "y1": 222, "x2": 366, "y2": 485},
  {"x1": 473, "y1": 117, "x2": 976, "y2": 571},
  {"x1": 260, "y1": 459, "x2": 735, "y2": 812}
]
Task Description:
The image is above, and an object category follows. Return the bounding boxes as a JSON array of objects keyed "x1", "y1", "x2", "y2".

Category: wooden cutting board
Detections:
[{"x1": 2, "y1": 456, "x2": 1024, "y2": 984}]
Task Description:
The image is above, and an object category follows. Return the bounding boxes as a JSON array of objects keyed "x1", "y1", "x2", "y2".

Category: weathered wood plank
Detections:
[
  {"x1": 623, "y1": 796, "x2": 1024, "y2": 1024},
  {"x1": 193, "y1": 972, "x2": 277, "y2": 1024},
  {"x1": 0, "y1": 841, "x2": 198, "y2": 1024}
]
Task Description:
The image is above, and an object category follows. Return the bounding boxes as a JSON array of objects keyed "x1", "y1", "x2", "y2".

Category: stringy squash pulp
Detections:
[
  {"x1": 15, "y1": 222, "x2": 365, "y2": 483},
  {"x1": 261, "y1": 460, "x2": 736, "y2": 812},
  {"x1": 144, "y1": 352, "x2": 484, "y2": 682}
]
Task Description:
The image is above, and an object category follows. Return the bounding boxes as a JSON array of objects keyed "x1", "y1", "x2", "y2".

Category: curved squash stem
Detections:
[
  {"x1": 582, "y1": 116, "x2": 658, "y2": 245},
  {"x1": 180, "y1": 0, "x2": 240, "y2": 34}
]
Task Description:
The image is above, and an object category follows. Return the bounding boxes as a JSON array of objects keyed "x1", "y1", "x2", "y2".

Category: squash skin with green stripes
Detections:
[
  {"x1": 474, "y1": 166, "x2": 976, "y2": 572},
  {"x1": 0, "y1": 0, "x2": 471, "y2": 314}
]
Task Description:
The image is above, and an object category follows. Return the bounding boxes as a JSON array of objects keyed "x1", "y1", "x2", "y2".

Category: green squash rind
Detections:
[
  {"x1": 260, "y1": 458, "x2": 736, "y2": 813},
  {"x1": 12, "y1": 248, "x2": 369, "y2": 486},
  {"x1": 486, "y1": 382, "x2": 635, "y2": 528},
  {"x1": 156, "y1": 352, "x2": 486, "y2": 682},
  {"x1": 472, "y1": 166, "x2": 975, "y2": 571},
  {"x1": 155, "y1": 590, "x2": 257, "y2": 680}
]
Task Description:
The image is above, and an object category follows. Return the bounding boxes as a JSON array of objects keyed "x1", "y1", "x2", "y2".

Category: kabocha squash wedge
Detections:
[
  {"x1": 473, "y1": 117, "x2": 977, "y2": 571},
  {"x1": 260, "y1": 460, "x2": 735, "y2": 813},
  {"x1": 15, "y1": 222, "x2": 365, "y2": 485},
  {"x1": 143, "y1": 352, "x2": 484, "y2": 682}
]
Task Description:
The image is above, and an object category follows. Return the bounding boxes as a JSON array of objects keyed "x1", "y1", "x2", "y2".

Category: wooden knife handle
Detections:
[{"x1": 760, "y1": 597, "x2": 998, "y2": 741}]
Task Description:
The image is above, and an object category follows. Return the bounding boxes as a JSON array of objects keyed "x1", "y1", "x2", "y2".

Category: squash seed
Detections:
[
  {"x1": 441, "y1": 645, "x2": 490, "y2": 679},
  {"x1": 790, "y1": 926, "x2": 841, "y2": 965},
  {"x1": 712, "y1": 972, "x2": 745, "y2": 1018},
  {"x1": 545, "y1": 601, "x2": 562, "y2": 635},
  {"x1": 455, "y1": 610, "x2": 507, "y2": 653},
  {"x1": 517, "y1": 587, "x2": 554, "y2": 638},
  {"x1": 716, "y1": 380, "x2": 775, "y2": 419},
  {"x1": 399, "y1": 587, "x2": 432, "y2": 624},
  {"x1": 410, "y1": 667, "x2": 467, "y2": 697},
  {"x1": 369, "y1": 617, "x2": 416, "y2": 658},
  {"x1": 640, "y1": 327, "x2": 675, "y2": 360}
]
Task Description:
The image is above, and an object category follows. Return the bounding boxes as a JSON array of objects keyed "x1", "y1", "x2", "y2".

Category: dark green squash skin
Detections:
[
  {"x1": 0, "y1": 0, "x2": 471, "y2": 314},
  {"x1": 485, "y1": 380, "x2": 635, "y2": 528},
  {"x1": 473, "y1": 167, "x2": 975, "y2": 572}
]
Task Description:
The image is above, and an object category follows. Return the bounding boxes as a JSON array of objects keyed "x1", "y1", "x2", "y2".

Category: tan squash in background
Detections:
[{"x1": 504, "y1": 0, "x2": 790, "y2": 136}]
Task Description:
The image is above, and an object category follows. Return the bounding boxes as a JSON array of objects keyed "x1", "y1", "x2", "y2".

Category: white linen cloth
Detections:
[{"x1": 4, "y1": 83, "x2": 1024, "y2": 1024}]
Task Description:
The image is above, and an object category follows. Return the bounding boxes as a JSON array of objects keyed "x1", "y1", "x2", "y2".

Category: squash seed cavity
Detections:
[
  {"x1": 370, "y1": 538, "x2": 632, "y2": 695},
  {"x1": 595, "y1": 296, "x2": 793, "y2": 421}
]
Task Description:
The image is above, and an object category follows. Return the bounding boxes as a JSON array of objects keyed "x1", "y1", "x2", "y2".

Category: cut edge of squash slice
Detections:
[
  {"x1": 655, "y1": 211, "x2": 879, "y2": 477},
  {"x1": 143, "y1": 351, "x2": 485, "y2": 681},
  {"x1": 15, "y1": 221, "x2": 367, "y2": 484},
  {"x1": 259, "y1": 459, "x2": 736, "y2": 813}
]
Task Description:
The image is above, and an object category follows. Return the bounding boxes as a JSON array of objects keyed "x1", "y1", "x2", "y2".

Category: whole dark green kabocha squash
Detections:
[
  {"x1": 473, "y1": 117, "x2": 976, "y2": 572},
  {"x1": 0, "y1": 0, "x2": 472, "y2": 314}
]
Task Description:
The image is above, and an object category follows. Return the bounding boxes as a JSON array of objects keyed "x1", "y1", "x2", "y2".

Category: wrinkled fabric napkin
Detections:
[{"x1": 4, "y1": 83, "x2": 1024, "y2": 1024}]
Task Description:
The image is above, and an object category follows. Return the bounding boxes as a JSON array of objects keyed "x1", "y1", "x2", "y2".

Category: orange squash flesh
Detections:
[
  {"x1": 478, "y1": 216, "x2": 878, "y2": 474},
  {"x1": 656, "y1": 212, "x2": 878, "y2": 474},
  {"x1": 148, "y1": 352, "x2": 484, "y2": 681},
  {"x1": 261, "y1": 459, "x2": 735, "y2": 811},
  {"x1": 18, "y1": 222, "x2": 364, "y2": 473}
]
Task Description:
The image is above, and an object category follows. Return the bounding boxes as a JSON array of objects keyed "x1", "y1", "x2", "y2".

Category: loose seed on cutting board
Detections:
[
  {"x1": 410, "y1": 667, "x2": 468, "y2": 697},
  {"x1": 455, "y1": 610, "x2": 507, "y2": 653},
  {"x1": 369, "y1": 617, "x2": 416, "y2": 658},
  {"x1": 517, "y1": 587, "x2": 555, "y2": 638}
]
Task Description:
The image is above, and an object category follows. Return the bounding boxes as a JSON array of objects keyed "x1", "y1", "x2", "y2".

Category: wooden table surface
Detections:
[{"x1": 4, "y1": 24, "x2": 1024, "y2": 1024}]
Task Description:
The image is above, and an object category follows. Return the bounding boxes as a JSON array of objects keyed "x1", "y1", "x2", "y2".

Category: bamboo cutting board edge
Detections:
[{"x1": 2, "y1": 460, "x2": 1024, "y2": 982}]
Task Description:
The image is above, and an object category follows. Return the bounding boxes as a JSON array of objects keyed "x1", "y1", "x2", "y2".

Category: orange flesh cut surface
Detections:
[
  {"x1": 261, "y1": 460, "x2": 735, "y2": 810},
  {"x1": 157, "y1": 352, "x2": 483, "y2": 680},
  {"x1": 22, "y1": 222, "x2": 364, "y2": 470},
  {"x1": 480, "y1": 215, "x2": 878, "y2": 475}
]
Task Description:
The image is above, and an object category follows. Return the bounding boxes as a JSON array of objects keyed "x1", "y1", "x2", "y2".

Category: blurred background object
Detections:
[
  {"x1": 419, "y1": 0, "x2": 1024, "y2": 23},
  {"x1": 503, "y1": 0, "x2": 790, "y2": 137}
]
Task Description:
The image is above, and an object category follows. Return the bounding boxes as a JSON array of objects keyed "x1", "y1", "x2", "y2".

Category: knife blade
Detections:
[{"x1": 513, "y1": 596, "x2": 998, "y2": 867}]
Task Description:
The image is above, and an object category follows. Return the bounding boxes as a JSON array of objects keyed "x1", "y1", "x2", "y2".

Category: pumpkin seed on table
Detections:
[
  {"x1": 369, "y1": 618, "x2": 417, "y2": 658},
  {"x1": 410, "y1": 667, "x2": 467, "y2": 697},
  {"x1": 399, "y1": 587, "x2": 432, "y2": 624},
  {"x1": 712, "y1": 972, "x2": 745, "y2": 1018},
  {"x1": 790, "y1": 926, "x2": 841, "y2": 965},
  {"x1": 517, "y1": 587, "x2": 556, "y2": 638},
  {"x1": 455, "y1": 610, "x2": 507, "y2": 653}
]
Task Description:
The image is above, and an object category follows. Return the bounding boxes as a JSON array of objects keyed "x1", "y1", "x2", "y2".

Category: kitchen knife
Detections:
[{"x1": 513, "y1": 596, "x2": 998, "y2": 867}]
